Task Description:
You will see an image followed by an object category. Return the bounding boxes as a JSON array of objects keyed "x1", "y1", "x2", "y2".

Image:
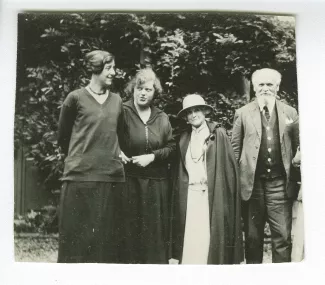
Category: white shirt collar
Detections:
[
  {"x1": 257, "y1": 96, "x2": 276, "y2": 114},
  {"x1": 192, "y1": 120, "x2": 208, "y2": 134}
]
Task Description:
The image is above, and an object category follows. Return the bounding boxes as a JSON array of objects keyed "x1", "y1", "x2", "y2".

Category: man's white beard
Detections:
[{"x1": 260, "y1": 94, "x2": 275, "y2": 106}]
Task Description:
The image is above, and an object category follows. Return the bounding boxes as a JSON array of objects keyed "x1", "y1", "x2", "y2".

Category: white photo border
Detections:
[{"x1": 1, "y1": 1, "x2": 325, "y2": 285}]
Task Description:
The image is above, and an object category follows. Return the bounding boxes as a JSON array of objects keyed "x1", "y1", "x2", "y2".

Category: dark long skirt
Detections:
[
  {"x1": 122, "y1": 176, "x2": 169, "y2": 264},
  {"x1": 57, "y1": 181, "x2": 124, "y2": 263}
]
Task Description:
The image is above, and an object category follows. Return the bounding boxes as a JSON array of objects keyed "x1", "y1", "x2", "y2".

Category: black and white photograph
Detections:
[{"x1": 12, "y1": 11, "x2": 305, "y2": 266}]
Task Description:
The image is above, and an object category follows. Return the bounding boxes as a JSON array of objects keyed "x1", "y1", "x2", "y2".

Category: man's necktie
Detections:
[{"x1": 263, "y1": 105, "x2": 270, "y2": 121}]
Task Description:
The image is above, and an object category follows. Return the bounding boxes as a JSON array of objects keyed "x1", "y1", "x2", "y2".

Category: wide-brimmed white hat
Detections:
[{"x1": 177, "y1": 94, "x2": 214, "y2": 118}]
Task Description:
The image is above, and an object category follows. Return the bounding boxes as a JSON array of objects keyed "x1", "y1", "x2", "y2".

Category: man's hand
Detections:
[
  {"x1": 297, "y1": 185, "x2": 302, "y2": 202},
  {"x1": 119, "y1": 151, "x2": 131, "y2": 164},
  {"x1": 131, "y1": 154, "x2": 155, "y2": 167},
  {"x1": 169, "y1": 258, "x2": 179, "y2": 265},
  {"x1": 292, "y1": 146, "x2": 301, "y2": 167}
]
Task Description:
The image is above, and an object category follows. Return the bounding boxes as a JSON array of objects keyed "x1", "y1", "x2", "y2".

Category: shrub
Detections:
[
  {"x1": 14, "y1": 205, "x2": 58, "y2": 234},
  {"x1": 15, "y1": 13, "x2": 297, "y2": 192}
]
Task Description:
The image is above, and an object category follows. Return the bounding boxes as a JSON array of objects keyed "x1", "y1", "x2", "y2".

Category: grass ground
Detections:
[
  {"x1": 14, "y1": 234, "x2": 272, "y2": 264},
  {"x1": 15, "y1": 234, "x2": 58, "y2": 263}
]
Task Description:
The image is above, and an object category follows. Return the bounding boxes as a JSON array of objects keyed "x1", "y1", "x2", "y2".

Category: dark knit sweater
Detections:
[
  {"x1": 122, "y1": 100, "x2": 175, "y2": 179},
  {"x1": 58, "y1": 88, "x2": 125, "y2": 182}
]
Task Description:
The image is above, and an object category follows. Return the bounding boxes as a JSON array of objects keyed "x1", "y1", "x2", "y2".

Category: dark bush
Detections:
[
  {"x1": 15, "y1": 13, "x2": 297, "y2": 192},
  {"x1": 14, "y1": 205, "x2": 58, "y2": 234}
]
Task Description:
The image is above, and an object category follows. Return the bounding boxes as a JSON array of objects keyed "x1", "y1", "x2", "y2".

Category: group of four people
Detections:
[{"x1": 57, "y1": 50, "x2": 302, "y2": 265}]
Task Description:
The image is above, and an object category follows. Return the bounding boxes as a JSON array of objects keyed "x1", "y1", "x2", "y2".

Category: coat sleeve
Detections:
[
  {"x1": 231, "y1": 110, "x2": 243, "y2": 162},
  {"x1": 291, "y1": 108, "x2": 300, "y2": 155},
  {"x1": 288, "y1": 108, "x2": 301, "y2": 196},
  {"x1": 168, "y1": 138, "x2": 182, "y2": 260},
  {"x1": 152, "y1": 117, "x2": 176, "y2": 162},
  {"x1": 117, "y1": 101, "x2": 126, "y2": 153},
  {"x1": 168, "y1": 148, "x2": 177, "y2": 260},
  {"x1": 220, "y1": 128, "x2": 244, "y2": 263},
  {"x1": 57, "y1": 93, "x2": 77, "y2": 156}
]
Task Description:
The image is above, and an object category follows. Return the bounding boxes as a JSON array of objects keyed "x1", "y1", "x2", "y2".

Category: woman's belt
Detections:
[{"x1": 188, "y1": 182, "x2": 208, "y2": 192}]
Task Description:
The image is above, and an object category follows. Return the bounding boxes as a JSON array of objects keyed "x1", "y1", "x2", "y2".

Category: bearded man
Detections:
[{"x1": 231, "y1": 68, "x2": 300, "y2": 263}]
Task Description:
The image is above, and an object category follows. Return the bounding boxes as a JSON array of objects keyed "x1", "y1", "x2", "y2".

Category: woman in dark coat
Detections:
[
  {"x1": 57, "y1": 50, "x2": 125, "y2": 263},
  {"x1": 120, "y1": 68, "x2": 175, "y2": 264},
  {"x1": 169, "y1": 94, "x2": 243, "y2": 264}
]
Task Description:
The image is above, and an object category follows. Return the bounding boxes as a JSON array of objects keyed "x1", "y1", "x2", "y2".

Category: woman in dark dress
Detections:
[
  {"x1": 169, "y1": 94, "x2": 243, "y2": 264},
  {"x1": 57, "y1": 50, "x2": 126, "y2": 263},
  {"x1": 120, "y1": 68, "x2": 175, "y2": 264}
]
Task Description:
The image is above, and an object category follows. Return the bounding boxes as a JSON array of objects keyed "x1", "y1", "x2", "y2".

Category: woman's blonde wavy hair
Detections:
[{"x1": 124, "y1": 68, "x2": 163, "y2": 98}]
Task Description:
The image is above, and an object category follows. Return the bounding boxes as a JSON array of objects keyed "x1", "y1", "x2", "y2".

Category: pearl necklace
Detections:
[{"x1": 88, "y1": 86, "x2": 106, "y2": 95}]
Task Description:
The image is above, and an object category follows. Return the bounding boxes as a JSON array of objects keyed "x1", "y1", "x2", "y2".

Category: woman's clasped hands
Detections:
[{"x1": 119, "y1": 151, "x2": 155, "y2": 167}]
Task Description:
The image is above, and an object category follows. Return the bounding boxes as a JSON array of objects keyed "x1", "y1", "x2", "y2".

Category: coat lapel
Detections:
[
  {"x1": 206, "y1": 122, "x2": 216, "y2": 214},
  {"x1": 179, "y1": 127, "x2": 191, "y2": 169},
  {"x1": 249, "y1": 101, "x2": 262, "y2": 139},
  {"x1": 276, "y1": 100, "x2": 285, "y2": 143},
  {"x1": 178, "y1": 127, "x2": 191, "y2": 235}
]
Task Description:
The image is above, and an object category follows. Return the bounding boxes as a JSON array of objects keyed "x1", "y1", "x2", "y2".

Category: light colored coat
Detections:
[{"x1": 231, "y1": 99, "x2": 299, "y2": 201}]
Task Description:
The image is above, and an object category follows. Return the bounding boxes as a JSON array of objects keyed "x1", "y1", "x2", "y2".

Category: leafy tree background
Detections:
[{"x1": 15, "y1": 12, "x2": 297, "y2": 194}]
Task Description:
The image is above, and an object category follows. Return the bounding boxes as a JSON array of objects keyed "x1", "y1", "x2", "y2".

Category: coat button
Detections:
[
  {"x1": 267, "y1": 169, "x2": 271, "y2": 172},
  {"x1": 268, "y1": 148, "x2": 271, "y2": 152}
]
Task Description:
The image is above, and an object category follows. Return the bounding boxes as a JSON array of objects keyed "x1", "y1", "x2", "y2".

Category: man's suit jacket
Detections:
[{"x1": 231, "y1": 99, "x2": 299, "y2": 201}]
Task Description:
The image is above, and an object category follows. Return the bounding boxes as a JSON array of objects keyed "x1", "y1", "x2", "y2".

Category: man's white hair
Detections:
[{"x1": 251, "y1": 68, "x2": 282, "y2": 87}]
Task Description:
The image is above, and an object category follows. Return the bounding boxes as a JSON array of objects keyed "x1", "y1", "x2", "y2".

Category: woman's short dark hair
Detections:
[
  {"x1": 124, "y1": 68, "x2": 163, "y2": 98},
  {"x1": 85, "y1": 50, "x2": 115, "y2": 75}
]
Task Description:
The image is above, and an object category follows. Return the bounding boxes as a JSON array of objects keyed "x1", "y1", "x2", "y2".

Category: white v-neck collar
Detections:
[{"x1": 86, "y1": 86, "x2": 109, "y2": 105}]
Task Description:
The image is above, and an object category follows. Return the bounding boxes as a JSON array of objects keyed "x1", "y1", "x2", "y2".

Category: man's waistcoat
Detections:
[{"x1": 256, "y1": 106, "x2": 286, "y2": 179}]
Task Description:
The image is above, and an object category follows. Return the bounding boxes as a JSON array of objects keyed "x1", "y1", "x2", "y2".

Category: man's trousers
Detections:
[{"x1": 242, "y1": 176, "x2": 293, "y2": 263}]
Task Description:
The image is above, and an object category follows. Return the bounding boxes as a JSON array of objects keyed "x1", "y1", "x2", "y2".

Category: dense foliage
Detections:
[
  {"x1": 15, "y1": 12, "x2": 297, "y2": 192},
  {"x1": 14, "y1": 205, "x2": 58, "y2": 234}
]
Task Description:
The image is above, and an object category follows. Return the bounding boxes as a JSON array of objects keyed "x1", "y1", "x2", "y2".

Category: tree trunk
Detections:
[
  {"x1": 140, "y1": 40, "x2": 152, "y2": 69},
  {"x1": 241, "y1": 75, "x2": 251, "y2": 101}
]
